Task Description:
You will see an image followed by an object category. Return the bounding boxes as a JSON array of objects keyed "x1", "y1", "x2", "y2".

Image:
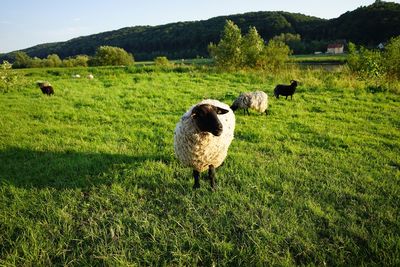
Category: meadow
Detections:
[{"x1": 0, "y1": 65, "x2": 399, "y2": 266}]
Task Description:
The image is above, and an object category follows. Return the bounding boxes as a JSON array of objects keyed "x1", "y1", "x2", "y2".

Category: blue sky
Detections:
[{"x1": 0, "y1": 0, "x2": 396, "y2": 53}]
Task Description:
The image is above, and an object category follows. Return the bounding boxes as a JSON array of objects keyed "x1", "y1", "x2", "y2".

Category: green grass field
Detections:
[
  {"x1": 0, "y1": 65, "x2": 399, "y2": 266},
  {"x1": 291, "y1": 54, "x2": 348, "y2": 64}
]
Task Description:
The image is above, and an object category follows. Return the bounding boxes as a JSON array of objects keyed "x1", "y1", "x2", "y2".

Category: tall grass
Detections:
[{"x1": 0, "y1": 65, "x2": 399, "y2": 265}]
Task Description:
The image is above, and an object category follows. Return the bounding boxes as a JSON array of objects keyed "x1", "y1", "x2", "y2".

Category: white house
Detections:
[{"x1": 327, "y1": 44, "x2": 344, "y2": 54}]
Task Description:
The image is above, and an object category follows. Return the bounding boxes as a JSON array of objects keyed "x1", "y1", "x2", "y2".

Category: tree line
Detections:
[
  {"x1": 9, "y1": 20, "x2": 294, "y2": 71},
  {"x1": 1, "y1": 1, "x2": 398, "y2": 62},
  {"x1": 11, "y1": 46, "x2": 134, "y2": 68}
]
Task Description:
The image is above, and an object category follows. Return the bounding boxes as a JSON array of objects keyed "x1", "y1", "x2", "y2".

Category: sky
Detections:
[{"x1": 1, "y1": 0, "x2": 398, "y2": 53}]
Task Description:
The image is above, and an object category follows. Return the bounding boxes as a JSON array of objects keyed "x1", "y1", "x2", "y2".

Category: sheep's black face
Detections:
[
  {"x1": 290, "y1": 80, "x2": 298, "y2": 87},
  {"x1": 191, "y1": 104, "x2": 229, "y2": 136}
]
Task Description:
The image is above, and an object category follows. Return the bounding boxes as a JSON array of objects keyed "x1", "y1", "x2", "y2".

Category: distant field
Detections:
[
  {"x1": 139, "y1": 55, "x2": 347, "y2": 66},
  {"x1": 0, "y1": 66, "x2": 399, "y2": 266},
  {"x1": 291, "y1": 54, "x2": 348, "y2": 64}
]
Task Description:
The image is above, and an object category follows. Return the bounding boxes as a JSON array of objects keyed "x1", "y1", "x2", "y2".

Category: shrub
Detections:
[
  {"x1": 43, "y1": 54, "x2": 63, "y2": 68},
  {"x1": 347, "y1": 37, "x2": 400, "y2": 92},
  {"x1": 383, "y1": 36, "x2": 400, "y2": 80},
  {"x1": 258, "y1": 40, "x2": 291, "y2": 72},
  {"x1": 0, "y1": 61, "x2": 18, "y2": 93},
  {"x1": 12, "y1": 52, "x2": 32, "y2": 69},
  {"x1": 154, "y1": 56, "x2": 172, "y2": 67},
  {"x1": 349, "y1": 43, "x2": 383, "y2": 79},
  {"x1": 62, "y1": 55, "x2": 89, "y2": 67},
  {"x1": 89, "y1": 46, "x2": 134, "y2": 66}
]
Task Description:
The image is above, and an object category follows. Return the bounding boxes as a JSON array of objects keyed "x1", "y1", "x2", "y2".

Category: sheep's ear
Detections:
[
  {"x1": 190, "y1": 106, "x2": 199, "y2": 118},
  {"x1": 214, "y1": 106, "x2": 229, "y2": 115}
]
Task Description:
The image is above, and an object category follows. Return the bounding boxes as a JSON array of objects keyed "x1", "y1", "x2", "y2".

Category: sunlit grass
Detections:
[{"x1": 0, "y1": 65, "x2": 399, "y2": 265}]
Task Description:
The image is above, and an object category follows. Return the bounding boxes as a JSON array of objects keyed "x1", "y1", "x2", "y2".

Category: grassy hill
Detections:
[
  {"x1": 0, "y1": 65, "x2": 399, "y2": 265},
  {"x1": 1, "y1": 1, "x2": 399, "y2": 61}
]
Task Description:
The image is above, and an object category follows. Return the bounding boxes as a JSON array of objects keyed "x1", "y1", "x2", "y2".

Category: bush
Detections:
[
  {"x1": 12, "y1": 52, "x2": 87, "y2": 68},
  {"x1": 89, "y1": 46, "x2": 134, "y2": 66},
  {"x1": 154, "y1": 56, "x2": 172, "y2": 67},
  {"x1": 347, "y1": 37, "x2": 400, "y2": 92},
  {"x1": 12, "y1": 52, "x2": 32, "y2": 69},
  {"x1": 383, "y1": 36, "x2": 400, "y2": 80},
  {"x1": 258, "y1": 40, "x2": 291, "y2": 71},
  {"x1": 43, "y1": 54, "x2": 63, "y2": 68},
  {"x1": 62, "y1": 55, "x2": 89, "y2": 67},
  {"x1": 0, "y1": 61, "x2": 18, "y2": 93}
]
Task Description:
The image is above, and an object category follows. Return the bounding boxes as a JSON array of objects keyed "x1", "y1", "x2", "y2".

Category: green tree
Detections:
[
  {"x1": 43, "y1": 54, "x2": 62, "y2": 67},
  {"x1": 30, "y1": 57, "x2": 44, "y2": 68},
  {"x1": 90, "y1": 46, "x2": 134, "y2": 66},
  {"x1": 62, "y1": 55, "x2": 89, "y2": 67},
  {"x1": 242, "y1": 26, "x2": 264, "y2": 68},
  {"x1": 0, "y1": 61, "x2": 18, "y2": 93},
  {"x1": 209, "y1": 20, "x2": 292, "y2": 71},
  {"x1": 273, "y1": 33, "x2": 303, "y2": 54},
  {"x1": 74, "y1": 55, "x2": 89, "y2": 67},
  {"x1": 258, "y1": 40, "x2": 291, "y2": 71},
  {"x1": 154, "y1": 56, "x2": 171, "y2": 67},
  {"x1": 347, "y1": 42, "x2": 361, "y2": 72},
  {"x1": 12, "y1": 52, "x2": 32, "y2": 68},
  {"x1": 347, "y1": 42, "x2": 383, "y2": 80},
  {"x1": 383, "y1": 36, "x2": 400, "y2": 79},
  {"x1": 208, "y1": 20, "x2": 243, "y2": 70}
]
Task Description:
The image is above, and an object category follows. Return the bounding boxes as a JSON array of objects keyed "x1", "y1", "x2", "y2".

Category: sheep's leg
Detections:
[
  {"x1": 208, "y1": 165, "x2": 216, "y2": 189},
  {"x1": 265, "y1": 109, "x2": 268, "y2": 116},
  {"x1": 245, "y1": 109, "x2": 250, "y2": 116},
  {"x1": 285, "y1": 96, "x2": 288, "y2": 100},
  {"x1": 193, "y1": 170, "x2": 200, "y2": 189}
]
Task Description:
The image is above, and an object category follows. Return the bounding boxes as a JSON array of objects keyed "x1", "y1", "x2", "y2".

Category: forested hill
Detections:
[{"x1": 2, "y1": 1, "x2": 400, "y2": 61}]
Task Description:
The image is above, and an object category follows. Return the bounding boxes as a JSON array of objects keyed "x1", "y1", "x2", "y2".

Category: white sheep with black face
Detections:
[{"x1": 174, "y1": 99, "x2": 235, "y2": 189}]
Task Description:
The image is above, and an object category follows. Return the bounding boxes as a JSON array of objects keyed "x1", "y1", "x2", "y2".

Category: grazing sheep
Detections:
[
  {"x1": 72, "y1": 74, "x2": 81, "y2": 78},
  {"x1": 87, "y1": 74, "x2": 94, "y2": 79},
  {"x1": 174, "y1": 99, "x2": 235, "y2": 189},
  {"x1": 230, "y1": 91, "x2": 268, "y2": 115},
  {"x1": 274, "y1": 80, "x2": 298, "y2": 100},
  {"x1": 36, "y1": 81, "x2": 54, "y2": 95}
]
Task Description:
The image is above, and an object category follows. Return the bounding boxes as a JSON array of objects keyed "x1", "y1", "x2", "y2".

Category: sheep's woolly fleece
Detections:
[
  {"x1": 232, "y1": 91, "x2": 268, "y2": 113},
  {"x1": 174, "y1": 99, "x2": 235, "y2": 172}
]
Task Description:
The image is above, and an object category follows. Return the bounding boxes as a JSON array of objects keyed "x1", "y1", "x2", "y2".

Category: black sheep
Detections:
[
  {"x1": 37, "y1": 82, "x2": 54, "y2": 95},
  {"x1": 274, "y1": 80, "x2": 298, "y2": 100}
]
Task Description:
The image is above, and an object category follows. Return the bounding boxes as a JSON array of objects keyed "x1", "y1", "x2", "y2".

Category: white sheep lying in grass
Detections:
[
  {"x1": 230, "y1": 91, "x2": 269, "y2": 115},
  {"x1": 174, "y1": 99, "x2": 235, "y2": 189}
]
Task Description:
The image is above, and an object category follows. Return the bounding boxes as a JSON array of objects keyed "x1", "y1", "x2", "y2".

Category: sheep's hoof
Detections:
[{"x1": 193, "y1": 183, "x2": 200, "y2": 189}]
